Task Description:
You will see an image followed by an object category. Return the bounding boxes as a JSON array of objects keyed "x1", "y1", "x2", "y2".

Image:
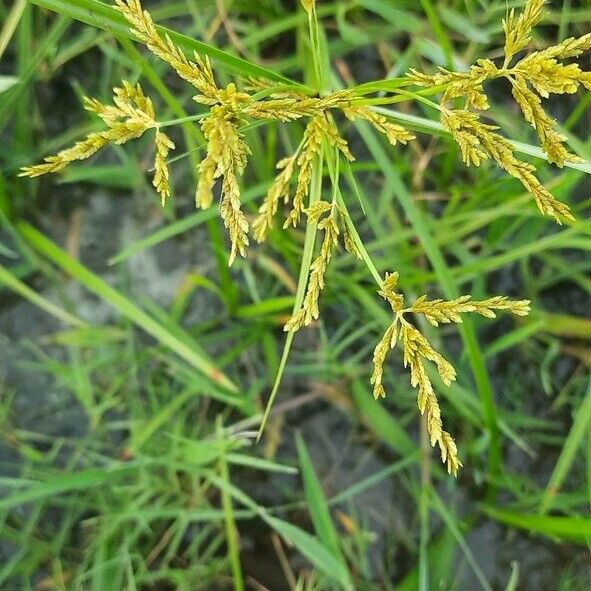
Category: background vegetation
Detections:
[{"x1": 0, "y1": 0, "x2": 590, "y2": 589}]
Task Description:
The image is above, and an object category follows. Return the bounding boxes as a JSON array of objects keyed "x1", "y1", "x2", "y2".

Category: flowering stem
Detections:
[
  {"x1": 257, "y1": 151, "x2": 324, "y2": 440},
  {"x1": 158, "y1": 113, "x2": 207, "y2": 127},
  {"x1": 217, "y1": 417, "x2": 245, "y2": 591}
]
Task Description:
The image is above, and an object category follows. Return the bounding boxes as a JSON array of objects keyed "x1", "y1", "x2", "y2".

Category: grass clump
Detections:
[{"x1": 1, "y1": 0, "x2": 590, "y2": 589}]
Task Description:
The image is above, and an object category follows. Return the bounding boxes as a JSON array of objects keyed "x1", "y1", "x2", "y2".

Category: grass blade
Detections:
[
  {"x1": 351, "y1": 379, "x2": 416, "y2": 457},
  {"x1": 217, "y1": 418, "x2": 245, "y2": 591},
  {"x1": 0, "y1": 464, "x2": 143, "y2": 510},
  {"x1": 0, "y1": 263, "x2": 85, "y2": 327},
  {"x1": 264, "y1": 515, "x2": 353, "y2": 590},
  {"x1": 26, "y1": 0, "x2": 305, "y2": 87},
  {"x1": 295, "y1": 433, "x2": 349, "y2": 575},
  {"x1": 538, "y1": 378, "x2": 591, "y2": 514},
  {"x1": 481, "y1": 506, "x2": 591, "y2": 542},
  {"x1": 431, "y1": 493, "x2": 492, "y2": 591},
  {"x1": 18, "y1": 222, "x2": 237, "y2": 393}
]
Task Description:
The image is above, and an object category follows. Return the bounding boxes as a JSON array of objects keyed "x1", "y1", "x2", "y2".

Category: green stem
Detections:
[
  {"x1": 307, "y1": 4, "x2": 324, "y2": 92},
  {"x1": 217, "y1": 418, "x2": 244, "y2": 591},
  {"x1": 257, "y1": 150, "x2": 324, "y2": 439},
  {"x1": 418, "y1": 415, "x2": 431, "y2": 591},
  {"x1": 158, "y1": 113, "x2": 207, "y2": 128}
]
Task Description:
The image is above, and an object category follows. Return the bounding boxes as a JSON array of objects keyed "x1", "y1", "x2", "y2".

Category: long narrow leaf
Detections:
[
  {"x1": 0, "y1": 263, "x2": 85, "y2": 327},
  {"x1": 0, "y1": 464, "x2": 143, "y2": 510},
  {"x1": 539, "y1": 378, "x2": 591, "y2": 514},
  {"x1": 296, "y1": 434, "x2": 349, "y2": 573},
  {"x1": 264, "y1": 515, "x2": 353, "y2": 590},
  {"x1": 482, "y1": 506, "x2": 591, "y2": 542},
  {"x1": 18, "y1": 222, "x2": 237, "y2": 393},
  {"x1": 27, "y1": 0, "x2": 304, "y2": 86}
]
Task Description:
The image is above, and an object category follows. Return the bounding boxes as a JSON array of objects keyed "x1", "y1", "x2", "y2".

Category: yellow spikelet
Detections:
[
  {"x1": 399, "y1": 319, "x2": 462, "y2": 475},
  {"x1": 115, "y1": 0, "x2": 219, "y2": 102},
  {"x1": 503, "y1": 0, "x2": 546, "y2": 65},
  {"x1": 340, "y1": 212, "x2": 363, "y2": 260},
  {"x1": 253, "y1": 155, "x2": 297, "y2": 242},
  {"x1": 221, "y1": 167, "x2": 250, "y2": 266},
  {"x1": 370, "y1": 321, "x2": 398, "y2": 400},
  {"x1": 441, "y1": 109, "x2": 574, "y2": 223},
  {"x1": 284, "y1": 117, "x2": 324, "y2": 228},
  {"x1": 197, "y1": 106, "x2": 250, "y2": 264},
  {"x1": 536, "y1": 32, "x2": 591, "y2": 60},
  {"x1": 84, "y1": 96, "x2": 122, "y2": 126},
  {"x1": 370, "y1": 273, "x2": 531, "y2": 475},
  {"x1": 153, "y1": 129, "x2": 175, "y2": 205},
  {"x1": 408, "y1": 60, "x2": 498, "y2": 111},
  {"x1": 440, "y1": 432, "x2": 462, "y2": 477},
  {"x1": 245, "y1": 89, "x2": 354, "y2": 123},
  {"x1": 510, "y1": 78, "x2": 580, "y2": 166},
  {"x1": 317, "y1": 116, "x2": 355, "y2": 162},
  {"x1": 284, "y1": 204, "x2": 339, "y2": 331},
  {"x1": 410, "y1": 294, "x2": 531, "y2": 325},
  {"x1": 343, "y1": 105, "x2": 415, "y2": 145},
  {"x1": 470, "y1": 296, "x2": 531, "y2": 318},
  {"x1": 378, "y1": 271, "x2": 404, "y2": 313},
  {"x1": 20, "y1": 82, "x2": 160, "y2": 179}
]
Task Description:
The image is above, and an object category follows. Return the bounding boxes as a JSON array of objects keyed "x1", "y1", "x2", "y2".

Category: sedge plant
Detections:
[{"x1": 20, "y1": 0, "x2": 591, "y2": 475}]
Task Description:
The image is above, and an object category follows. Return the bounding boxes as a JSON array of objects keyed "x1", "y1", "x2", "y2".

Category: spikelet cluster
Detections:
[
  {"x1": 441, "y1": 109, "x2": 574, "y2": 222},
  {"x1": 284, "y1": 201, "x2": 362, "y2": 332},
  {"x1": 21, "y1": 81, "x2": 174, "y2": 205},
  {"x1": 343, "y1": 105, "x2": 415, "y2": 146},
  {"x1": 196, "y1": 94, "x2": 251, "y2": 264},
  {"x1": 409, "y1": 0, "x2": 590, "y2": 223},
  {"x1": 21, "y1": 1, "x2": 409, "y2": 268},
  {"x1": 115, "y1": 0, "x2": 219, "y2": 102},
  {"x1": 370, "y1": 272, "x2": 530, "y2": 475}
]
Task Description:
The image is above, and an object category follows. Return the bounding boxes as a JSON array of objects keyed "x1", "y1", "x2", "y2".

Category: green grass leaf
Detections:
[
  {"x1": 538, "y1": 378, "x2": 591, "y2": 514},
  {"x1": 296, "y1": 433, "x2": 349, "y2": 576},
  {"x1": 0, "y1": 263, "x2": 85, "y2": 327},
  {"x1": 351, "y1": 380, "x2": 416, "y2": 457},
  {"x1": 18, "y1": 222, "x2": 238, "y2": 393},
  {"x1": 27, "y1": 0, "x2": 305, "y2": 87},
  {"x1": 264, "y1": 515, "x2": 353, "y2": 590},
  {"x1": 481, "y1": 506, "x2": 591, "y2": 542},
  {"x1": 0, "y1": 463, "x2": 144, "y2": 510}
]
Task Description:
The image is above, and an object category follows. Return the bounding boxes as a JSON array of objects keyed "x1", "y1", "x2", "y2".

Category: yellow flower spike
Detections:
[
  {"x1": 441, "y1": 109, "x2": 575, "y2": 223},
  {"x1": 343, "y1": 106, "x2": 416, "y2": 146},
  {"x1": 196, "y1": 106, "x2": 250, "y2": 264},
  {"x1": 252, "y1": 155, "x2": 297, "y2": 243},
  {"x1": 20, "y1": 82, "x2": 164, "y2": 181},
  {"x1": 153, "y1": 129, "x2": 175, "y2": 206},
  {"x1": 115, "y1": 0, "x2": 219, "y2": 102},
  {"x1": 410, "y1": 0, "x2": 590, "y2": 222},
  {"x1": 371, "y1": 273, "x2": 531, "y2": 475}
]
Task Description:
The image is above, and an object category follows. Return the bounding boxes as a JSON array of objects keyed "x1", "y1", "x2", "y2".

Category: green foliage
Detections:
[{"x1": 1, "y1": 0, "x2": 590, "y2": 589}]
